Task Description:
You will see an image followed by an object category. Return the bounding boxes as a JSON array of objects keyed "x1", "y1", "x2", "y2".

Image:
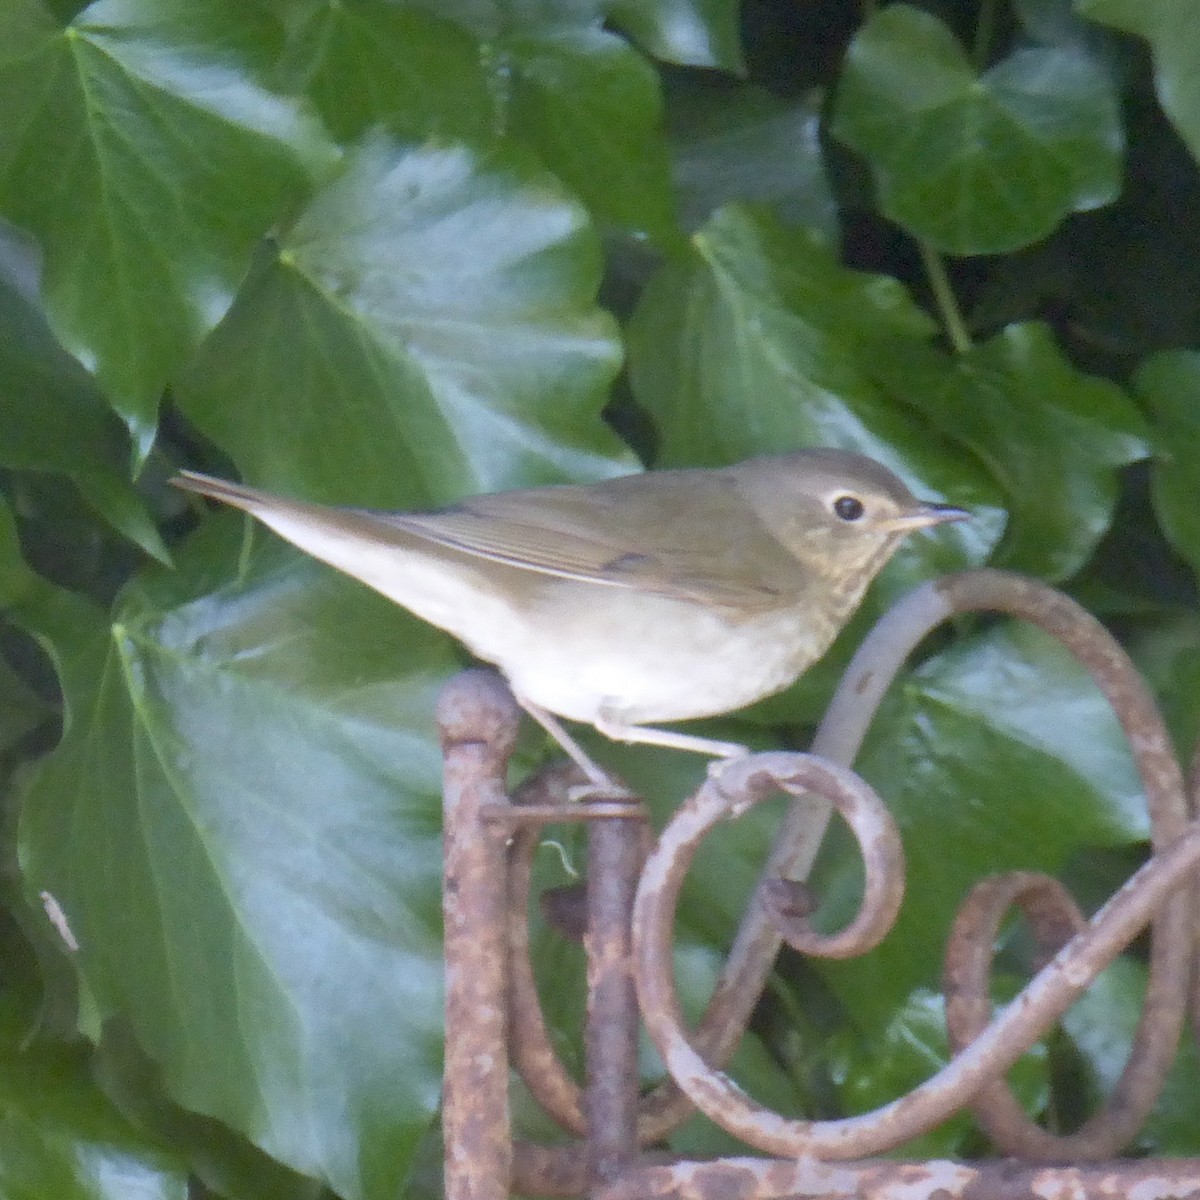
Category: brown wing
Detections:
[{"x1": 379, "y1": 469, "x2": 813, "y2": 610}]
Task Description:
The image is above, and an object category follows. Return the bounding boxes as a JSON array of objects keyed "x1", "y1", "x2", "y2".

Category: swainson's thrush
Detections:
[{"x1": 173, "y1": 450, "x2": 967, "y2": 784}]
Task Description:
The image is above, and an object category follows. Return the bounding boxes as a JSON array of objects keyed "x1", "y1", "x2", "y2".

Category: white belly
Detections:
[
  {"x1": 257, "y1": 507, "x2": 830, "y2": 725},
  {"x1": 488, "y1": 586, "x2": 827, "y2": 725}
]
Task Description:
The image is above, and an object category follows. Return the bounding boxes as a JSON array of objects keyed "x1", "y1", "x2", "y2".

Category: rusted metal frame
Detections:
[
  {"x1": 440, "y1": 671, "x2": 523, "y2": 1200},
  {"x1": 512, "y1": 1141, "x2": 590, "y2": 1198},
  {"x1": 635, "y1": 568, "x2": 1194, "y2": 1147},
  {"x1": 505, "y1": 781, "x2": 668, "y2": 1196},
  {"x1": 929, "y1": 571, "x2": 1193, "y2": 1159},
  {"x1": 942, "y1": 872, "x2": 1089, "y2": 1158},
  {"x1": 438, "y1": 679, "x2": 617, "y2": 1200},
  {"x1": 941, "y1": 861, "x2": 1190, "y2": 1160},
  {"x1": 506, "y1": 782, "x2": 684, "y2": 1152},
  {"x1": 500, "y1": 762, "x2": 650, "y2": 1198},
  {"x1": 594, "y1": 1155, "x2": 1200, "y2": 1200},
  {"x1": 1187, "y1": 742, "x2": 1200, "y2": 1050},
  {"x1": 633, "y1": 747, "x2": 1200, "y2": 1156},
  {"x1": 506, "y1": 766, "x2": 591, "y2": 1136},
  {"x1": 441, "y1": 568, "x2": 1200, "y2": 1196},
  {"x1": 584, "y1": 810, "x2": 643, "y2": 1187}
]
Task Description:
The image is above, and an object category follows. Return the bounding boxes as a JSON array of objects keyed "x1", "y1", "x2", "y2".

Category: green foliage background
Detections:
[{"x1": 1, "y1": 0, "x2": 1199, "y2": 1195}]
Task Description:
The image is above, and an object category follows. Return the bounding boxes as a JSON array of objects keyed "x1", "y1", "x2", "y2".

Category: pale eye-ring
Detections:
[{"x1": 833, "y1": 495, "x2": 865, "y2": 522}]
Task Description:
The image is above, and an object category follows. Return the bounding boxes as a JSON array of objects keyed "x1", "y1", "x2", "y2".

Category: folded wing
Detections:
[{"x1": 383, "y1": 470, "x2": 811, "y2": 610}]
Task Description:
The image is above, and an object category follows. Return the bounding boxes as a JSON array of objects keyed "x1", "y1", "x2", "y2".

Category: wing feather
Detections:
[
  {"x1": 174, "y1": 468, "x2": 815, "y2": 611},
  {"x1": 372, "y1": 471, "x2": 812, "y2": 610}
]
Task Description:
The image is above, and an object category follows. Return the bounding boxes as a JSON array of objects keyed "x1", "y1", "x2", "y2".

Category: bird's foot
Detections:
[
  {"x1": 704, "y1": 745, "x2": 752, "y2": 779},
  {"x1": 594, "y1": 714, "x2": 751, "y2": 762},
  {"x1": 565, "y1": 779, "x2": 636, "y2": 803},
  {"x1": 516, "y1": 697, "x2": 632, "y2": 800}
]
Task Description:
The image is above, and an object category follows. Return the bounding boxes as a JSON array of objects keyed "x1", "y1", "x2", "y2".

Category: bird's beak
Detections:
[{"x1": 880, "y1": 503, "x2": 971, "y2": 532}]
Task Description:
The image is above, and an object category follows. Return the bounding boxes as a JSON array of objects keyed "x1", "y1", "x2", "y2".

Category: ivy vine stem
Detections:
[
  {"x1": 919, "y1": 241, "x2": 972, "y2": 355},
  {"x1": 973, "y1": 0, "x2": 997, "y2": 69}
]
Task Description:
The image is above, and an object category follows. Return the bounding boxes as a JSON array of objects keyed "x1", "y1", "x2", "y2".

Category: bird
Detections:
[{"x1": 173, "y1": 450, "x2": 967, "y2": 787}]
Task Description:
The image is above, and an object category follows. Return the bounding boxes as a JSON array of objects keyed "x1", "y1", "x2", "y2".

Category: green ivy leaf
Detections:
[
  {"x1": 19, "y1": 520, "x2": 461, "y2": 1200},
  {"x1": 816, "y1": 620, "x2": 1150, "y2": 1025},
  {"x1": 0, "y1": 271, "x2": 167, "y2": 561},
  {"x1": 667, "y1": 81, "x2": 837, "y2": 240},
  {"x1": 92, "y1": 1022, "x2": 328, "y2": 1200},
  {"x1": 0, "y1": 991, "x2": 189, "y2": 1200},
  {"x1": 376, "y1": 0, "x2": 676, "y2": 241},
  {"x1": 0, "y1": 652, "x2": 48, "y2": 761},
  {"x1": 828, "y1": 987, "x2": 1048, "y2": 1156},
  {"x1": 393, "y1": 0, "x2": 680, "y2": 242},
  {"x1": 178, "y1": 134, "x2": 636, "y2": 506},
  {"x1": 1078, "y1": 0, "x2": 1200, "y2": 166},
  {"x1": 1062, "y1": 958, "x2": 1200, "y2": 1154},
  {"x1": 0, "y1": 496, "x2": 40, "y2": 610},
  {"x1": 885, "y1": 323, "x2": 1149, "y2": 581},
  {"x1": 0, "y1": 0, "x2": 334, "y2": 454},
  {"x1": 607, "y1": 0, "x2": 745, "y2": 72},
  {"x1": 1135, "y1": 350, "x2": 1200, "y2": 581},
  {"x1": 664, "y1": 939, "x2": 806, "y2": 1158},
  {"x1": 1123, "y1": 610, "x2": 1200, "y2": 763},
  {"x1": 1018, "y1": 0, "x2": 1103, "y2": 45},
  {"x1": 276, "y1": 0, "x2": 494, "y2": 143},
  {"x1": 831, "y1": 5, "x2": 1122, "y2": 254},
  {"x1": 626, "y1": 204, "x2": 1006, "y2": 606},
  {"x1": 501, "y1": 24, "x2": 680, "y2": 244}
]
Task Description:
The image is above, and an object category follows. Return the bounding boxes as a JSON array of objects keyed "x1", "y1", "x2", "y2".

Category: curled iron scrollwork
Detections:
[{"x1": 440, "y1": 568, "x2": 1200, "y2": 1200}]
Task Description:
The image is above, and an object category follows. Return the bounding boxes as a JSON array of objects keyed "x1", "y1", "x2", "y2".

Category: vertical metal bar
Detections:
[
  {"x1": 440, "y1": 673, "x2": 521, "y2": 1200},
  {"x1": 585, "y1": 807, "x2": 643, "y2": 1189}
]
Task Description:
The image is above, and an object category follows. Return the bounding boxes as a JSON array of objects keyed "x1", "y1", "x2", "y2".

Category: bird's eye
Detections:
[{"x1": 833, "y1": 495, "x2": 865, "y2": 521}]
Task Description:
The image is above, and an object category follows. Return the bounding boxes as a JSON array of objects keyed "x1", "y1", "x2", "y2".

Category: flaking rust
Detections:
[{"x1": 439, "y1": 571, "x2": 1200, "y2": 1200}]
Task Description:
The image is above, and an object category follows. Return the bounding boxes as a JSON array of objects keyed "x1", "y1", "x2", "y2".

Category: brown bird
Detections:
[{"x1": 174, "y1": 450, "x2": 967, "y2": 785}]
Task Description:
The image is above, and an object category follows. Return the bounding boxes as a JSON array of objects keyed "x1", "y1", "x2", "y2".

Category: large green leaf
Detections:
[
  {"x1": 1122, "y1": 610, "x2": 1200, "y2": 766},
  {"x1": 1078, "y1": 0, "x2": 1200, "y2": 166},
  {"x1": 607, "y1": 0, "x2": 744, "y2": 72},
  {"x1": 275, "y1": 0, "x2": 494, "y2": 143},
  {"x1": 0, "y1": 652, "x2": 47, "y2": 762},
  {"x1": 885, "y1": 324, "x2": 1148, "y2": 581},
  {"x1": 92, "y1": 1022, "x2": 328, "y2": 1200},
  {"x1": 178, "y1": 134, "x2": 635, "y2": 506},
  {"x1": 501, "y1": 22, "x2": 680, "y2": 244},
  {"x1": 664, "y1": 939, "x2": 807, "y2": 1158},
  {"x1": 0, "y1": 991, "x2": 189, "y2": 1200},
  {"x1": 827, "y1": 986, "x2": 1048, "y2": 1156},
  {"x1": 0, "y1": 495, "x2": 41, "y2": 610},
  {"x1": 0, "y1": 0, "x2": 333, "y2": 452},
  {"x1": 0, "y1": 496, "x2": 55, "y2": 764},
  {"x1": 831, "y1": 5, "x2": 1122, "y2": 254},
  {"x1": 1062, "y1": 958, "x2": 1200, "y2": 1153},
  {"x1": 18, "y1": 519, "x2": 460, "y2": 1200},
  {"x1": 0, "y1": 269, "x2": 166, "y2": 561},
  {"x1": 371, "y1": 0, "x2": 679, "y2": 242},
  {"x1": 815, "y1": 620, "x2": 1150, "y2": 1026},
  {"x1": 1135, "y1": 350, "x2": 1200, "y2": 580},
  {"x1": 667, "y1": 81, "x2": 837, "y2": 240},
  {"x1": 626, "y1": 204, "x2": 1006, "y2": 606}
]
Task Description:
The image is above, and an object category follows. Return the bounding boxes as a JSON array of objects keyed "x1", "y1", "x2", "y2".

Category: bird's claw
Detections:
[
  {"x1": 566, "y1": 779, "x2": 637, "y2": 803},
  {"x1": 705, "y1": 746, "x2": 752, "y2": 780}
]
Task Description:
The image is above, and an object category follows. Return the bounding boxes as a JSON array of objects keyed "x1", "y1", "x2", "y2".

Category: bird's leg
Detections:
[
  {"x1": 515, "y1": 697, "x2": 630, "y2": 798},
  {"x1": 594, "y1": 713, "x2": 750, "y2": 766}
]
